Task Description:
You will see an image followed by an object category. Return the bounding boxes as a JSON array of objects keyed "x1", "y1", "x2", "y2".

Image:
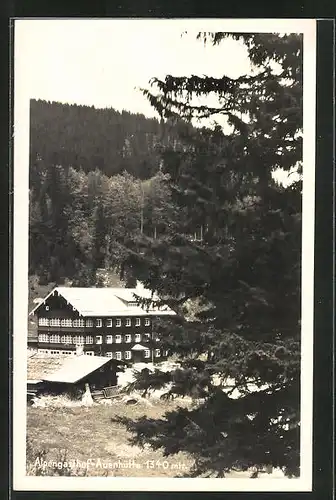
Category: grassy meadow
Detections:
[{"x1": 26, "y1": 397, "x2": 194, "y2": 477}]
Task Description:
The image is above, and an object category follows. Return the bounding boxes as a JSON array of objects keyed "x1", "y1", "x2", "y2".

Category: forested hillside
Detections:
[
  {"x1": 29, "y1": 100, "x2": 193, "y2": 285},
  {"x1": 30, "y1": 99, "x2": 187, "y2": 180},
  {"x1": 29, "y1": 165, "x2": 174, "y2": 285}
]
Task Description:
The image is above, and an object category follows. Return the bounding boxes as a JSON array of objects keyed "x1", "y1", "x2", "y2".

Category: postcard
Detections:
[{"x1": 13, "y1": 18, "x2": 316, "y2": 492}]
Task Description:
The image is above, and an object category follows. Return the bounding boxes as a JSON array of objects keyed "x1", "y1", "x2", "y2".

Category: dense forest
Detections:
[
  {"x1": 29, "y1": 100, "x2": 194, "y2": 284},
  {"x1": 30, "y1": 99, "x2": 190, "y2": 179}
]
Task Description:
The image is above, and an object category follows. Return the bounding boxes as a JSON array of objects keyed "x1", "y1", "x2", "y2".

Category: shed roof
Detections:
[
  {"x1": 29, "y1": 284, "x2": 175, "y2": 318},
  {"x1": 41, "y1": 355, "x2": 115, "y2": 384},
  {"x1": 27, "y1": 355, "x2": 66, "y2": 380}
]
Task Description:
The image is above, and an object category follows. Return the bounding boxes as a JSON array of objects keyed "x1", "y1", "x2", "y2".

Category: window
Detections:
[
  {"x1": 144, "y1": 333, "x2": 151, "y2": 342},
  {"x1": 163, "y1": 350, "x2": 169, "y2": 357},
  {"x1": 85, "y1": 336, "x2": 93, "y2": 344},
  {"x1": 61, "y1": 318, "x2": 72, "y2": 327},
  {"x1": 128, "y1": 301, "x2": 138, "y2": 307},
  {"x1": 62, "y1": 351, "x2": 73, "y2": 356},
  {"x1": 38, "y1": 334, "x2": 49, "y2": 343},
  {"x1": 135, "y1": 333, "x2": 141, "y2": 343},
  {"x1": 115, "y1": 335, "x2": 122, "y2": 344},
  {"x1": 49, "y1": 334, "x2": 60, "y2": 343},
  {"x1": 106, "y1": 352, "x2": 113, "y2": 358},
  {"x1": 124, "y1": 351, "x2": 132, "y2": 360},
  {"x1": 115, "y1": 351, "x2": 122, "y2": 360},
  {"x1": 106, "y1": 319, "x2": 112, "y2": 327},
  {"x1": 155, "y1": 349, "x2": 161, "y2": 358},
  {"x1": 38, "y1": 318, "x2": 49, "y2": 326},
  {"x1": 96, "y1": 335, "x2": 102, "y2": 344},
  {"x1": 124, "y1": 334, "x2": 132, "y2": 343},
  {"x1": 73, "y1": 335, "x2": 84, "y2": 344},
  {"x1": 194, "y1": 226, "x2": 203, "y2": 241},
  {"x1": 144, "y1": 349, "x2": 151, "y2": 359},
  {"x1": 38, "y1": 349, "x2": 49, "y2": 354},
  {"x1": 135, "y1": 318, "x2": 141, "y2": 327},
  {"x1": 125, "y1": 318, "x2": 131, "y2": 327},
  {"x1": 96, "y1": 319, "x2": 102, "y2": 328},
  {"x1": 45, "y1": 305, "x2": 50, "y2": 311},
  {"x1": 116, "y1": 319, "x2": 121, "y2": 327},
  {"x1": 85, "y1": 319, "x2": 93, "y2": 328},
  {"x1": 49, "y1": 318, "x2": 60, "y2": 327},
  {"x1": 50, "y1": 350, "x2": 60, "y2": 355},
  {"x1": 61, "y1": 335, "x2": 72, "y2": 344},
  {"x1": 145, "y1": 318, "x2": 150, "y2": 326},
  {"x1": 73, "y1": 319, "x2": 85, "y2": 327},
  {"x1": 85, "y1": 351, "x2": 94, "y2": 356},
  {"x1": 106, "y1": 335, "x2": 113, "y2": 344}
]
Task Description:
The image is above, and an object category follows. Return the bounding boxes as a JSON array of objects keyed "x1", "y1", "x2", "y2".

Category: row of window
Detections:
[
  {"x1": 38, "y1": 317, "x2": 151, "y2": 327},
  {"x1": 38, "y1": 333, "x2": 153, "y2": 344},
  {"x1": 37, "y1": 349, "x2": 165, "y2": 359},
  {"x1": 37, "y1": 349, "x2": 101, "y2": 357}
]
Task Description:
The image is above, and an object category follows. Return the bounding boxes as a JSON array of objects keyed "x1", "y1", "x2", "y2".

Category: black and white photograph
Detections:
[{"x1": 13, "y1": 18, "x2": 316, "y2": 491}]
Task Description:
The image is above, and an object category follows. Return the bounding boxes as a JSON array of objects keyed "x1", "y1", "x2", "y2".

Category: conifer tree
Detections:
[{"x1": 115, "y1": 33, "x2": 303, "y2": 477}]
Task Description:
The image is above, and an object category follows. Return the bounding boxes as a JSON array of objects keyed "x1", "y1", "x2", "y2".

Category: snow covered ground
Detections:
[
  {"x1": 117, "y1": 360, "x2": 179, "y2": 388},
  {"x1": 118, "y1": 361, "x2": 270, "y2": 400}
]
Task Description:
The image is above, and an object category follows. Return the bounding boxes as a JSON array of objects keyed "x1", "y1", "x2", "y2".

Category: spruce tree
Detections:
[{"x1": 115, "y1": 33, "x2": 303, "y2": 478}]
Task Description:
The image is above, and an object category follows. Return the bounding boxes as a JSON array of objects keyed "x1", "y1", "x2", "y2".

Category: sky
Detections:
[
  {"x1": 15, "y1": 19, "x2": 252, "y2": 117},
  {"x1": 14, "y1": 19, "x2": 313, "y2": 185}
]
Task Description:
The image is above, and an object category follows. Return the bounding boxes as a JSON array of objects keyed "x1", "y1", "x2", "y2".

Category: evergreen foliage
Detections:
[
  {"x1": 29, "y1": 166, "x2": 171, "y2": 284},
  {"x1": 113, "y1": 33, "x2": 303, "y2": 477}
]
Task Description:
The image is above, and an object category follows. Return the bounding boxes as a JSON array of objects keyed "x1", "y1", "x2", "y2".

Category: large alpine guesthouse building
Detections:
[{"x1": 29, "y1": 283, "x2": 175, "y2": 363}]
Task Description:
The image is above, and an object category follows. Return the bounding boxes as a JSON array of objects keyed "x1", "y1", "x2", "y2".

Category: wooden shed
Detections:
[{"x1": 27, "y1": 353, "x2": 125, "y2": 397}]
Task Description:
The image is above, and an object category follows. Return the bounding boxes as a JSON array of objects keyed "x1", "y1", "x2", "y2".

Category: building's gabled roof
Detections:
[
  {"x1": 29, "y1": 284, "x2": 176, "y2": 317},
  {"x1": 41, "y1": 355, "x2": 116, "y2": 384},
  {"x1": 131, "y1": 343, "x2": 148, "y2": 351}
]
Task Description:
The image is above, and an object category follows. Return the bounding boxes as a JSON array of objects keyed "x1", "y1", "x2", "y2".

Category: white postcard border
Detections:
[{"x1": 13, "y1": 17, "x2": 316, "y2": 492}]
